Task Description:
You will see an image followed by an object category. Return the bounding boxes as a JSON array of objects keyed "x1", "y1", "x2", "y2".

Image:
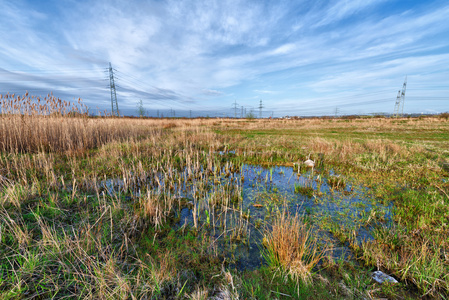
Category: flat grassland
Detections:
[{"x1": 1, "y1": 95, "x2": 448, "y2": 299}]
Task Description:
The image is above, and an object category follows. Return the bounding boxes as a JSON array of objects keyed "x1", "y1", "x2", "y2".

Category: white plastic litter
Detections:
[{"x1": 372, "y1": 271, "x2": 398, "y2": 284}]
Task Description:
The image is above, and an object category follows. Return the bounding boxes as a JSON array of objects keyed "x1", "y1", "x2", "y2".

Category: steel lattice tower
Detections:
[
  {"x1": 108, "y1": 62, "x2": 120, "y2": 116},
  {"x1": 393, "y1": 76, "x2": 407, "y2": 117},
  {"x1": 232, "y1": 100, "x2": 238, "y2": 118},
  {"x1": 258, "y1": 99, "x2": 264, "y2": 118}
]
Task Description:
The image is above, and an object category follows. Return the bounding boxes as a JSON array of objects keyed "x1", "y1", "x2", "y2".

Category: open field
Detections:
[{"x1": 1, "y1": 95, "x2": 448, "y2": 299}]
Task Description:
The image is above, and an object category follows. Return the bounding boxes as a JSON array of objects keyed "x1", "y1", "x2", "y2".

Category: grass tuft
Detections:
[{"x1": 263, "y1": 211, "x2": 326, "y2": 289}]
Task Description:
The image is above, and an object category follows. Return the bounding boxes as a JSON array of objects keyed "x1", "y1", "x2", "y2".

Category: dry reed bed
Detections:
[
  {"x1": 0, "y1": 114, "x2": 176, "y2": 154},
  {"x1": 1, "y1": 93, "x2": 216, "y2": 153}
]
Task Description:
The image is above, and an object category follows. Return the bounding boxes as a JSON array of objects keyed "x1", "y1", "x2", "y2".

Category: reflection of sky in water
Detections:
[{"x1": 175, "y1": 164, "x2": 393, "y2": 270}]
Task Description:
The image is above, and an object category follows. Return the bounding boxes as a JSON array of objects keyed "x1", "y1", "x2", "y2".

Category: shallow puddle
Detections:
[{"x1": 176, "y1": 164, "x2": 393, "y2": 270}]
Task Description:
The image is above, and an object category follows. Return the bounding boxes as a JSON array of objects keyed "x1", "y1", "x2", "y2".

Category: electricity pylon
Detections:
[
  {"x1": 393, "y1": 76, "x2": 407, "y2": 118},
  {"x1": 108, "y1": 62, "x2": 120, "y2": 116},
  {"x1": 232, "y1": 100, "x2": 238, "y2": 118},
  {"x1": 258, "y1": 99, "x2": 264, "y2": 118}
]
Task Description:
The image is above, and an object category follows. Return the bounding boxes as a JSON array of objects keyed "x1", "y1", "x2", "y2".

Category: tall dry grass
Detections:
[
  {"x1": 0, "y1": 93, "x2": 165, "y2": 153},
  {"x1": 0, "y1": 92, "x2": 236, "y2": 155},
  {"x1": 263, "y1": 212, "x2": 325, "y2": 287}
]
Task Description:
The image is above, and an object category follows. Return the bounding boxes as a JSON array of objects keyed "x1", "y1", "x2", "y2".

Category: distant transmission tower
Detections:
[
  {"x1": 393, "y1": 76, "x2": 407, "y2": 117},
  {"x1": 232, "y1": 100, "x2": 239, "y2": 118},
  {"x1": 108, "y1": 62, "x2": 120, "y2": 116},
  {"x1": 258, "y1": 99, "x2": 264, "y2": 118}
]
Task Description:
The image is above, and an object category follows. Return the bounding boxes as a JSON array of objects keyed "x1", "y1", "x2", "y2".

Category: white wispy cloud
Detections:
[
  {"x1": 314, "y1": 0, "x2": 388, "y2": 27},
  {"x1": 202, "y1": 89, "x2": 224, "y2": 96},
  {"x1": 254, "y1": 90, "x2": 276, "y2": 94}
]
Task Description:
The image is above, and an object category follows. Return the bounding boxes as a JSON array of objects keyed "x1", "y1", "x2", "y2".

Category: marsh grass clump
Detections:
[
  {"x1": 263, "y1": 211, "x2": 325, "y2": 288},
  {"x1": 327, "y1": 175, "x2": 346, "y2": 190},
  {"x1": 294, "y1": 183, "x2": 314, "y2": 197}
]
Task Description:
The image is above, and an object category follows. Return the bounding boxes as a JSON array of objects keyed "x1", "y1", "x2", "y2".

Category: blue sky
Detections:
[{"x1": 0, "y1": 0, "x2": 448, "y2": 117}]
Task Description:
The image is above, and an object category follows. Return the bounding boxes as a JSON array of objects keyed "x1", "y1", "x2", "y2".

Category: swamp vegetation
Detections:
[{"x1": 0, "y1": 93, "x2": 448, "y2": 299}]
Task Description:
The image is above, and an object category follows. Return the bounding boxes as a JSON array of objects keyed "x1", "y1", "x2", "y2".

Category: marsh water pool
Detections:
[
  {"x1": 173, "y1": 164, "x2": 394, "y2": 270},
  {"x1": 98, "y1": 163, "x2": 394, "y2": 269}
]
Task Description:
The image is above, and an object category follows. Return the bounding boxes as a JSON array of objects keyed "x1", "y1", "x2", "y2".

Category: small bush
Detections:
[{"x1": 438, "y1": 112, "x2": 449, "y2": 120}]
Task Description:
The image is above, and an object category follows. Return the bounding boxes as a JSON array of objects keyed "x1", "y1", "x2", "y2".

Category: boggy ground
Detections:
[{"x1": 0, "y1": 101, "x2": 448, "y2": 299}]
